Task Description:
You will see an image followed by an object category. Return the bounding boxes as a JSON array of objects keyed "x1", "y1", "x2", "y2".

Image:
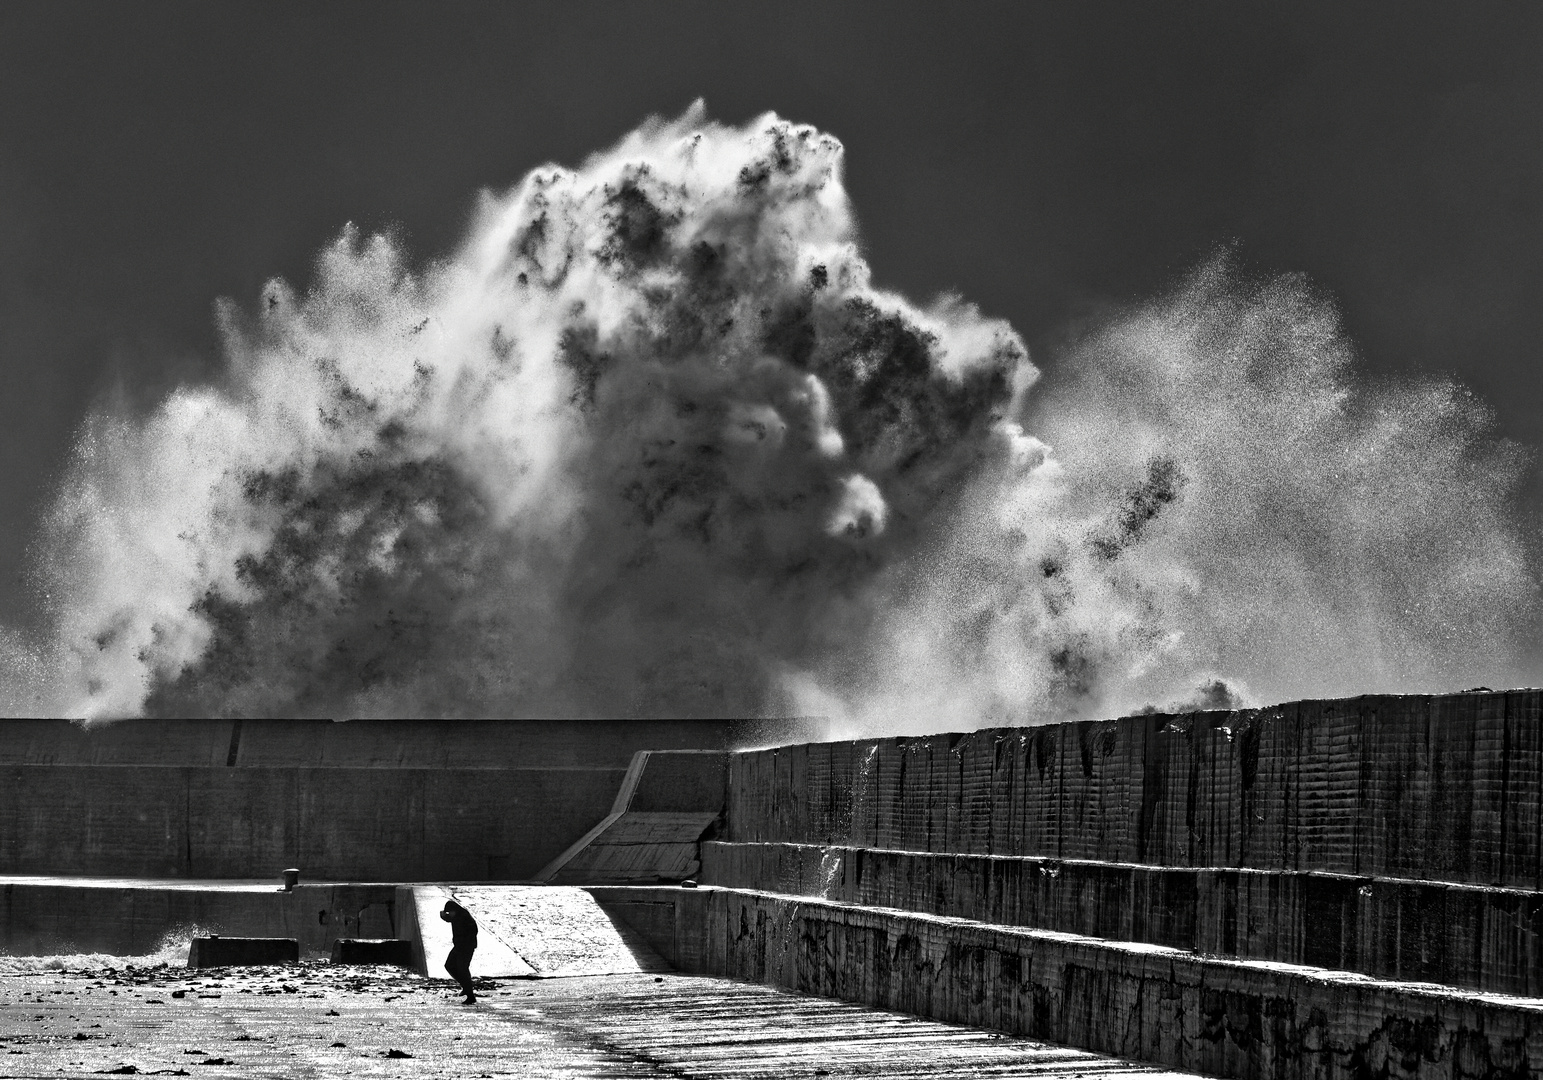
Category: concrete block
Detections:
[
  {"x1": 329, "y1": 938, "x2": 413, "y2": 966},
  {"x1": 187, "y1": 936, "x2": 298, "y2": 967}
]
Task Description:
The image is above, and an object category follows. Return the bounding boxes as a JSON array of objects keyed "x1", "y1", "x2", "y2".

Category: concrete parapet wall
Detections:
[
  {"x1": 0, "y1": 765, "x2": 623, "y2": 880},
  {"x1": 591, "y1": 884, "x2": 1543, "y2": 1080},
  {"x1": 702, "y1": 841, "x2": 1543, "y2": 996},
  {"x1": 0, "y1": 718, "x2": 758, "y2": 768},
  {"x1": 0, "y1": 718, "x2": 767, "y2": 881},
  {"x1": 726, "y1": 691, "x2": 1543, "y2": 888},
  {"x1": 1, "y1": 880, "x2": 397, "y2": 957}
]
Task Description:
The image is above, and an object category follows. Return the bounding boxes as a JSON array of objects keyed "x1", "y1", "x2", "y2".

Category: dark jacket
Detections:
[{"x1": 440, "y1": 900, "x2": 477, "y2": 948}]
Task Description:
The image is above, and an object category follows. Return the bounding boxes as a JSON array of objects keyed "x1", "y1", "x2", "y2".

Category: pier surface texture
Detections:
[{"x1": 3, "y1": 693, "x2": 1543, "y2": 1078}]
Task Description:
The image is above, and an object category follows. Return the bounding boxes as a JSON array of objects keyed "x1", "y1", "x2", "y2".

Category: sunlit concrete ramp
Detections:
[{"x1": 398, "y1": 884, "x2": 668, "y2": 979}]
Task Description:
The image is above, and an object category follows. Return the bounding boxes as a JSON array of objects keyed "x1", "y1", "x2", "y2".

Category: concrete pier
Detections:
[{"x1": 5, "y1": 691, "x2": 1543, "y2": 1078}]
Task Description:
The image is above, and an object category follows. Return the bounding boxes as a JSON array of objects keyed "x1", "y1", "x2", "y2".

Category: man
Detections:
[{"x1": 439, "y1": 898, "x2": 478, "y2": 1003}]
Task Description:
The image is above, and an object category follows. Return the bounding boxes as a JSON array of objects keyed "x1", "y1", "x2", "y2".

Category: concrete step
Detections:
[
  {"x1": 590, "y1": 884, "x2": 1543, "y2": 1080},
  {"x1": 702, "y1": 840, "x2": 1543, "y2": 996}
]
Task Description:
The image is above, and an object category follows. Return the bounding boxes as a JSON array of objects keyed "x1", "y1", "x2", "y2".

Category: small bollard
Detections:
[{"x1": 282, "y1": 868, "x2": 300, "y2": 891}]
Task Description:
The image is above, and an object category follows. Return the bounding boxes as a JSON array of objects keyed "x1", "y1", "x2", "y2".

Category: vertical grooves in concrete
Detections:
[{"x1": 224, "y1": 719, "x2": 243, "y2": 767}]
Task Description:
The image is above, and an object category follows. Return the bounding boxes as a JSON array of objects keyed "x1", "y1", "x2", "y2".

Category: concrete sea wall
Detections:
[
  {"x1": 6, "y1": 693, "x2": 1543, "y2": 1078},
  {"x1": 722, "y1": 691, "x2": 1543, "y2": 887},
  {"x1": 629, "y1": 690, "x2": 1543, "y2": 1077}
]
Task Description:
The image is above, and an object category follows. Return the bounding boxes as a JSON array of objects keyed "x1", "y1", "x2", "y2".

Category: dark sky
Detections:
[{"x1": 1, "y1": 1, "x2": 1540, "y2": 629}]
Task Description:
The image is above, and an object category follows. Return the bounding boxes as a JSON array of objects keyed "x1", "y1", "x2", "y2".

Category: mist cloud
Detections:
[{"x1": 8, "y1": 104, "x2": 1535, "y2": 729}]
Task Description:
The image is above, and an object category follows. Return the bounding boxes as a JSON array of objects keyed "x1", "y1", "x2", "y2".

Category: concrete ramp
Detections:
[
  {"x1": 537, "y1": 750, "x2": 727, "y2": 885},
  {"x1": 398, "y1": 885, "x2": 668, "y2": 980},
  {"x1": 397, "y1": 886, "x2": 534, "y2": 979}
]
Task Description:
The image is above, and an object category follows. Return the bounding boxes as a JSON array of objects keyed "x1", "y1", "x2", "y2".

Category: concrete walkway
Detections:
[{"x1": 0, "y1": 959, "x2": 1201, "y2": 1078}]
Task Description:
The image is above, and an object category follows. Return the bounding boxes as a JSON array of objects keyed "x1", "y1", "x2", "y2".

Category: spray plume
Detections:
[{"x1": 7, "y1": 104, "x2": 1535, "y2": 729}]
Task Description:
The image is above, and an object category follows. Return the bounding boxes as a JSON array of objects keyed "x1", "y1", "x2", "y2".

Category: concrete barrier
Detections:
[{"x1": 591, "y1": 884, "x2": 1543, "y2": 1080}]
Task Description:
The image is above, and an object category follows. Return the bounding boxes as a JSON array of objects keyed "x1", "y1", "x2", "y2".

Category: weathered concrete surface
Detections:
[
  {"x1": 399, "y1": 885, "x2": 667, "y2": 980},
  {"x1": 593, "y1": 884, "x2": 1543, "y2": 1080},
  {"x1": 539, "y1": 751, "x2": 728, "y2": 885},
  {"x1": 726, "y1": 691, "x2": 1543, "y2": 889},
  {"x1": 0, "y1": 962, "x2": 1194, "y2": 1078},
  {"x1": 703, "y1": 841, "x2": 1543, "y2": 996},
  {"x1": 1, "y1": 878, "x2": 397, "y2": 957},
  {"x1": 0, "y1": 718, "x2": 776, "y2": 881}
]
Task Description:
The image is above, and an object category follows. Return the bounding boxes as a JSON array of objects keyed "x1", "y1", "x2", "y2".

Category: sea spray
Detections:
[{"x1": 13, "y1": 104, "x2": 1537, "y2": 728}]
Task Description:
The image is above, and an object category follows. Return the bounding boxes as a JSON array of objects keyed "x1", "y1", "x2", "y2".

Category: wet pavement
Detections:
[{"x1": 0, "y1": 958, "x2": 1199, "y2": 1078}]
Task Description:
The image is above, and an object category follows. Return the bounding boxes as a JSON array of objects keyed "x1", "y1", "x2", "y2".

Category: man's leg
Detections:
[
  {"x1": 461, "y1": 947, "x2": 477, "y2": 1002},
  {"x1": 445, "y1": 946, "x2": 474, "y2": 1002}
]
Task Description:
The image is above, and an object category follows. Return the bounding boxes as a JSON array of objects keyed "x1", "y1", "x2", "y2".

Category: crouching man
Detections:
[{"x1": 439, "y1": 898, "x2": 478, "y2": 1004}]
